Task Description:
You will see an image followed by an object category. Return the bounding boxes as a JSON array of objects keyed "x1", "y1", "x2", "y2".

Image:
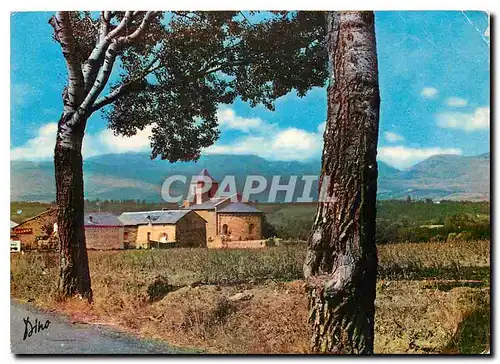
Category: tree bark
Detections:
[
  {"x1": 54, "y1": 112, "x2": 92, "y2": 302},
  {"x1": 49, "y1": 11, "x2": 157, "y2": 303},
  {"x1": 303, "y1": 11, "x2": 380, "y2": 354}
]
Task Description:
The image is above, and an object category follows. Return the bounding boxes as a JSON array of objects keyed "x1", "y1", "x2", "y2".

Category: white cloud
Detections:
[
  {"x1": 11, "y1": 123, "x2": 58, "y2": 160},
  {"x1": 436, "y1": 107, "x2": 489, "y2": 131},
  {"x1": 445, "y1": 97, "x2": 468, "y2": 107},
  {"x1": 11, "y1": 122, "x2": 154, "y2": 161},
  {"x1": 317, "y1": 121, "x2": 326, "y2": 134},
  {"x1": 378, "y1": 146, "x2": 462, "y2": 170},
  {"x1": 216, "y1": 108, "x2": 273, "y2": 133},
  {"x1": 384, "y1": 131, "x2": 405, "y2": 143},
  {"x1": 11, "y1": 111, "x2": 325, "y2": 162},
  {"x1": 206, "y1": 127, "x2": 323, "y2": 161},
  {"x1": 421, "y1": 87, "x2": 439, "y2": 99},
  {"x1": 98, "y1": 126, "x2": 153, "y2": 153},
  {"x1": 205, "y1": 110, "x2": 325, "y2": 161}
]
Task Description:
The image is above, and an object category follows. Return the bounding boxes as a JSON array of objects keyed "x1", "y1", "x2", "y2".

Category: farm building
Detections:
[
  {"x1": 182, "y1": 169, "x2": 263, "y2": 247},
  {"x1": 118, "y1": 210, "x2": 207, "y2": 248},
  {"x1": 84, "y1": 212, "x2": 124, "y2": 250},
  {"x1": 10, "y1": 208, "x2": 58, "y2": 250}
]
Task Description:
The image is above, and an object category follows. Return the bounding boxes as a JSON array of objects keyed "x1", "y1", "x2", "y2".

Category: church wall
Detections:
[{"x1": 217, "y1": 213, "x2": 262, "y2": 241}]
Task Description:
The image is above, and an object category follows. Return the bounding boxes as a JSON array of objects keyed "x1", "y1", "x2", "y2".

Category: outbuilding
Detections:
[
  {"x1": 10, "y1": 208, "x2": 58, "y2": 250},
  {"x1": 118, "y1": 210, "x2": 207, "y2": 248},
  {"x1": 84, "y1": 212, "x2": 124, "y2": 250}
]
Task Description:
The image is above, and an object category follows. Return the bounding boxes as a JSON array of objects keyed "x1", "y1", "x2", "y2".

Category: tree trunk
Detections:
[
  {"x1": 303, "y1": 11, "x2": 380, "y2": 354},
  {"x1": 54, "y1": 112, "x2": 93, "y2": 302}
]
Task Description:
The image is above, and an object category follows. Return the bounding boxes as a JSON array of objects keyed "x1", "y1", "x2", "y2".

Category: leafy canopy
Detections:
[{"x1": 65, "y1": 11, "x2": 328, "y2": 162}]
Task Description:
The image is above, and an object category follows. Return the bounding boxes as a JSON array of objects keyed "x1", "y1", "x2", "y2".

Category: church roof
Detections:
[
  {"x1": 183, "y1": 196, "x2": 262, "y2": 213},
  {"x1": 190, "y1": 168, "x2": 218, "y2": 183},
  {"x1": 199, "y1": 168, "x2": 213, "y2": 178},
  {"x1": 184, "y1": 198, "x2": 225, "y2": 210},
  {"x1": 217, "y1": 202, "x2": 262, "y2": 214}
]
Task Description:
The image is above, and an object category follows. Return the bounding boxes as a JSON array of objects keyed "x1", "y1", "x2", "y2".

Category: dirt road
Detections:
[{"x1": 10, "y1": 300, "x2": 185, "y2": 354}]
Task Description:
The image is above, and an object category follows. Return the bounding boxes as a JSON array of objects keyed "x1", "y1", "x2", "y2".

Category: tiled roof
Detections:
[
  {"x1": 190, "y1": 168, "x2": 218, "y2": 183},
  {"x1": 184, "y1": 195, "x2": 258, "y2": 213},
  {"x1": 84, "y1": 212, "x2": 123, "y2": 227},
  {"x1": 16, "y1": 208, "x2": 58, "y2": 226},
  {"x1": 118, "y1": 210, "x2": 192, "y2": 226},
  {"x1": 183, "y1": 198, "x2": 225, "y2": 210},
  {"x1": 217, "y1": 202, "x2": 262, "y2": 214}
]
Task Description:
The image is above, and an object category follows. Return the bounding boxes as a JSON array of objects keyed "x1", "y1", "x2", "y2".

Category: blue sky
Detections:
[{"x1": 10, "y1": 11, "x2": 490, "y2": 169}]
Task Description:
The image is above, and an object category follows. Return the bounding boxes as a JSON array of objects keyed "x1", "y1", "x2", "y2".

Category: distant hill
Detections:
[
  {"x1": 378, "y1": 153, "x2": 490, "y2": 201},
  {"x1": 10, "y1": 152, "x2": 490, "y2": 202}
]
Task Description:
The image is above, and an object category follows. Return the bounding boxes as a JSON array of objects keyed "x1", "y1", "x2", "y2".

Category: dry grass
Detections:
[{"x1": 10, "y1": 240, "x2": 490, "y2": 354}]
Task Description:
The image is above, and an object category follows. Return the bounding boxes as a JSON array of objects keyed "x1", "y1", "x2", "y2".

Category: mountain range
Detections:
[{"x1": 10, "y1": 152, "x2": 490, "y2": 202}]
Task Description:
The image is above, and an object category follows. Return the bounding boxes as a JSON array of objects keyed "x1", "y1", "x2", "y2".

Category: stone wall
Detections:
[
  {"x1": 85, "y1": 226, "x2": 124, "y2": 250},
  {"x1": 123, "y1": 226, "x2": 138, "y2": 248},
  {"x1": 217, "y1": 213, "x2": 262, "y2": 241},
  {"x1": 11, "y1": 209, "x2": 58, "y2": 250},
  {"x1": 208, "y1": 236, "x2": 266, "y2": 249},
  {"x1": 193, "y1": 210, "x2": 217, "y2": 243},
  {"x1": 176, "y1": 212, "x2": 207, "y2": 247}
]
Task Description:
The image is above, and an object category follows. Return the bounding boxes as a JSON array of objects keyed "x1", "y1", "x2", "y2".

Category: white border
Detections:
[{"x1": 1, "y1": 1, "x2": 495, "y2": 363}]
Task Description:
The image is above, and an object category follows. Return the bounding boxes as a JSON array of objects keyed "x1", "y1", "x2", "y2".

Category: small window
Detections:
[
  {"x1": 248, "y1": 224, "x2": 255, "y2": 235},
  {"x1": 124, "y1": 232, "x2": 129, "y2": 241},
  {"x1": 222, "y1": 224, "x2": 228, "y2": 235}
]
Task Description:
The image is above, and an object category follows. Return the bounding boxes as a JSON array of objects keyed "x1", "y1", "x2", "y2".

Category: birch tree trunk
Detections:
[
  {"x1": 54, "y1": 112, "x2": 92, "y2": 302},
  {"x1": 49, "y1": 11, "x2": 156, "y2": 302},
  {"x1": 303, "y1": 11, "x2": 380, "y2": 354}
]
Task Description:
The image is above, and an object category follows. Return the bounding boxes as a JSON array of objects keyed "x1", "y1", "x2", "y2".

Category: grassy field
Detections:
[{"x1": 11, "y1": 240, "x2": 490, "y2": 354}]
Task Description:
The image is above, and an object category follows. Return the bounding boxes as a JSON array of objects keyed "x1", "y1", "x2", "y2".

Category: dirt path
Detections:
[{"x1": 10, "y1": 300, "x2": 186, "y2": 354}]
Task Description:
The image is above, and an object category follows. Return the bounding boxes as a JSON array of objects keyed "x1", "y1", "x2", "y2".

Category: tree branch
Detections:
[
  {"x1": 90, "y1": 81, "x2": 143, "y2": 112},
  {"x1": 76, "y1": 11, "x2": 158, "y2": 121},
  {"x1": 82, "y1": 11, "x2": 135, "y2": 92},
  {"x1": 49, "y1": 11, "x2": 85, "y2": 109},
  {"x1": 117, "y1": 11, "x2": 158, "y2": 46},
  {"x1": 90, "y1": 56, "x2": 160, "y2": 112},
  {"x1": 73, "y1": 42, "x2": 120, "y2": 125}
]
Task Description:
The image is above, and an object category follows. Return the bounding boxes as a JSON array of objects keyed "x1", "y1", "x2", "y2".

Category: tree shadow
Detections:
[{"x1": 443, "y1": 306, "x2": 490, "y2": 354}]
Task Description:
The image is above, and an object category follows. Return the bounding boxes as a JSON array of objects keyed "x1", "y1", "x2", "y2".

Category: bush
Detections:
[{"x1": 147, "y1": 275, "x2": 172, "y2": 302}]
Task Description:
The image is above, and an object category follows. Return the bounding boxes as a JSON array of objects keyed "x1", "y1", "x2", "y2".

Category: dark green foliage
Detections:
[
  {"x1": 101, "y1": 11, "x2": 327, "y2": 162},
  {"x1": 147, "y1": 275, "x2": 173, "y2": 302},
  {"x1": 261, "y1": 214, "x2": 278, "y2": 238},
  {"x1": 258, "y1": 201, "x2": 490, "y2": 243},
  {"x1": 453, "y1": 307, "x2": 490, "y2": 354}
]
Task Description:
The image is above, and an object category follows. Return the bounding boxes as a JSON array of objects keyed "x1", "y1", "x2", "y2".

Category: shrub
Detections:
[{"x1": 147, "y1": 275, "x2": 172, "y2": 302}]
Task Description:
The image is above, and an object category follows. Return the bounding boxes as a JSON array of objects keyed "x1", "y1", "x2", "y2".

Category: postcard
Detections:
[{"x1": 10, "y1": 10, "x2": 490, "y2": 355}]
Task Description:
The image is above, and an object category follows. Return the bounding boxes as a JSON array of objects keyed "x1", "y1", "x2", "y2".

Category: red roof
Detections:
[
  {"x1": 199, "y1": 168, "x2": 213, "y2": 178},
  {"x1": 191, "y1": 168, "x2": 218, "y2": 183}
]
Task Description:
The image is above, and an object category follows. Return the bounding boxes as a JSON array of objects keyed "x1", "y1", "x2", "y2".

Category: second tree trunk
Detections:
[{"x1": 303, "y1": 11, "x2": 380, "y2": 354}]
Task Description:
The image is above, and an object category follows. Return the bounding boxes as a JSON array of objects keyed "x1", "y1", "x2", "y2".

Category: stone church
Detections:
[{"x1": 182, "y1": 169, "x2": 263, "y2": 247}]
